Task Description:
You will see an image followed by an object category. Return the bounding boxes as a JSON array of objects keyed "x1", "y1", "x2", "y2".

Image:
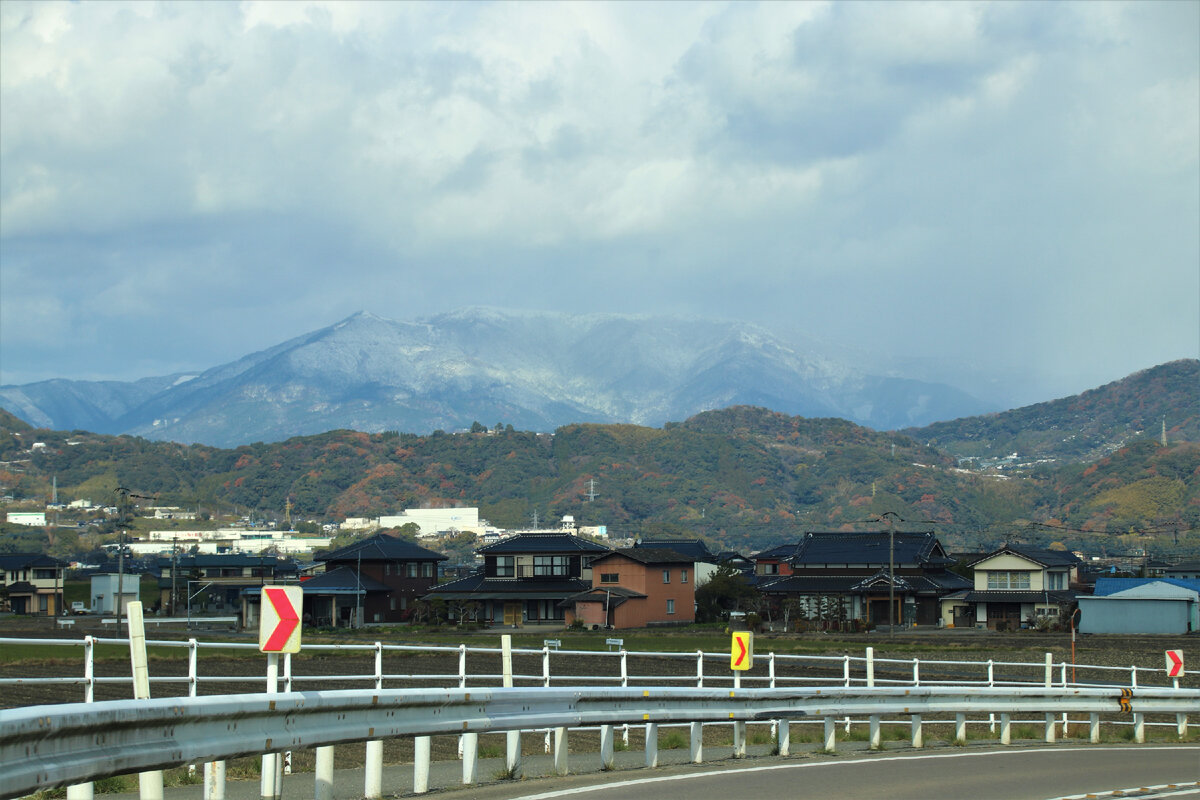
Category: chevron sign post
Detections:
[
  {"x1": 1165, "y1": 650, "x2": 1184, "y2": 678},
  {"x1": 259, "y1": 585, "x2": 303, "y2": 653}
]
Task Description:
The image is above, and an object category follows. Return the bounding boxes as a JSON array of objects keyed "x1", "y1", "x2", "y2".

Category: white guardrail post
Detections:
[
  {"x1": 127, "y1": 603, "x2": 164, "y2": 800},
  {"x1": 365, "y1": 642, "x2": 384, "y2": 799},
  {"x1": 502, "y1": 634, "x2": 521, "y2": 778},
  {"x1": 65, "y1": 636, "x2": 94, "y2": 800}
]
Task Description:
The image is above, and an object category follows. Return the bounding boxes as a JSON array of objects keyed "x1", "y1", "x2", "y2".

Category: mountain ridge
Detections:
[{"x1": 0, "y1": 308, "x2": 993, "y2": 446}]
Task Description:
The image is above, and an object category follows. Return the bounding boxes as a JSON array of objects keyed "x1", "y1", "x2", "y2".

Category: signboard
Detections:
[
  {"x1": 1166, "y1": 649, "x2": 1184, "y2": 678},
  {"x1": 731, "y1": 631, "x2": 754, "y2": 671},
  {"x1": 259, "y1": 585, "x2": 302, "y2": 653}
]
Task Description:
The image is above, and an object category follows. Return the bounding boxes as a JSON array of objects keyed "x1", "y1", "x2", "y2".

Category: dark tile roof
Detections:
[
  {"x1": 759, "y1": 570, "x2": 969, "y2": 596},
  {"x1": 557, "y1": 586, "x2": 646, "y2": 608},
  {"x1": 477, "y1": 533, "x2": 611, "y2": 555},
  {"x1": 634, "y1": 540, "x2": 714, "y2": 561},
  {"x1": 424, "y1": 571, "x2": 591, "y2": 600},
  {"x1": 317, "y1": 533, "x2": 446, "y2": 563},
  {"x1": 753, "y1": 543, "x2": 803, "y2": 561},
  {"x1": 787, "y1": 532, "x2": 953, "y2": 568},
  {"x1": 592, "y1": 548, "x2": 693, "y2": 566},
  {"x1": 0, "y1": 553, "x2": 67, "y2": 570},
  {"x1": 961, "y1": 590, "x2": 1077, "y2": 604},
  {"x1": 967, "y1": 547, "x2": 1081, "y2": 569},
  {"x1": 295, "y1": 567, "x2": 392, "y2": 594}
]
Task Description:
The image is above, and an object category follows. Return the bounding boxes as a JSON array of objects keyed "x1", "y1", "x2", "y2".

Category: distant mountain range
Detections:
[{"x1": 0, "y1": 309, "x2": 996, "y2": 447}]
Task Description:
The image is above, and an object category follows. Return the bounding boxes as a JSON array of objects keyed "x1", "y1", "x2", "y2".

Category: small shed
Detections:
[{"x1": 1077, "y1": 581, "x2": 1198, "y2": 634}]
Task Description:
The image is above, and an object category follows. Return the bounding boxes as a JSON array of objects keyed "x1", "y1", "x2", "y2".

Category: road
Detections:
[{"x1": 426, "y1": 746, "x2": 1200, "y2": 800}]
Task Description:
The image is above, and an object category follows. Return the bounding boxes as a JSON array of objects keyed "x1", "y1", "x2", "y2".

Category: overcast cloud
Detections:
[{"x1": 1, "y1": 1, "x2": 1197, "y2": 407}]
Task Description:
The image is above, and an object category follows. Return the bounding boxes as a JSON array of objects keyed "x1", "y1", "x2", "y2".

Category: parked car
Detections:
[{"x1": 71, "y1": 601, "x2": 89, "y2": 615}]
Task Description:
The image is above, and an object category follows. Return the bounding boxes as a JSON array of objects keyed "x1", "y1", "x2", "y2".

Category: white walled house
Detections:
[
  {"x1": 5, "y1": 512, "x2": 46, "y2": 527},
  {"x1": 940, "y1": 547, "x2": 1079, "y2": 630}
]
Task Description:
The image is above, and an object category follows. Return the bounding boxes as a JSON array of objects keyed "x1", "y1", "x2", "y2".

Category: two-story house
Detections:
[
  {"x1": 425, "y1": 533, "x2": 611, "y2": 626},
  {"x1": 0, "y1": 553, "x2": 67, "y2": 615},
  {"x1": 561, "y1": 548, "x2": 695, "y2": 629},
  {"x1": 302, "y1": 533, "x2": 447, "y2": 626},
  {"x1": 942, "y1": 546, "x2": 1081, "y2": 630},
  {"x1": 756, "y1": 532, "x2": 971, "y2": 628}
]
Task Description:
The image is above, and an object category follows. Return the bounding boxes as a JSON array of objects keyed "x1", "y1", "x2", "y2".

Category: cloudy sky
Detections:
[{"x1": 1, "y1": 0, "x2": 1196, "y2": 406}]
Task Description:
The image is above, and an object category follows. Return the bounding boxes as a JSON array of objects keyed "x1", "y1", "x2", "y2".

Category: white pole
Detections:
[
  {"x1": 127, "y1": 603, "x2": 163, "y2": 800},
  {"x1": 260, "y1": 653, "x2": 279, "y2": 800},
  {"x1": 413, "y1": 736, "x2": 431, "y2": 794},
  {"x1": 67, "y1": 636, "x2": 95, "y2": 800},
  {"x1": 314, "y1": 747, "x2": 334, "y2": 800},
  {"x1": 502, "y1": 634, "x2": 521, "y2": 777}
]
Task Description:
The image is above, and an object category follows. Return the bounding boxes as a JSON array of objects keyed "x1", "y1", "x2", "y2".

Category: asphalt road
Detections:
[{"x1": 425, "y1": 746, "x2": 1200, "y2": 800}]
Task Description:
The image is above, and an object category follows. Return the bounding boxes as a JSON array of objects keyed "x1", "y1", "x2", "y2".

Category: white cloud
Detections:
[{"x1": 0, "y1": 0, "x2": 1195, "y2": 402}]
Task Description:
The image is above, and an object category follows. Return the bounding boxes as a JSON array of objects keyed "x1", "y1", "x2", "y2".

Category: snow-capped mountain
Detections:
[{"x1": 0, "y1": 308, "x2": 992, "y2": 446}]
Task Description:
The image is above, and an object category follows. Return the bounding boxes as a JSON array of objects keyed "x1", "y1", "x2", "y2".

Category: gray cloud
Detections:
[{"x1": 1, "y1": 0, "x2": 1195, "y2": 409}]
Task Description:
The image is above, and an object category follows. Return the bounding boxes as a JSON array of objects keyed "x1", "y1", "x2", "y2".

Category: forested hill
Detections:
[
  {"x1": 2, "y1": 404, "x2": 1197, "y2": 557},
  {"x1": 902, "y1": 359, "x2": 1199, "y2": 463}
]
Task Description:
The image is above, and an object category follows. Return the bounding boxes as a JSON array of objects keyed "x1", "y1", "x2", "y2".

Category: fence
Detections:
[{"x1": 1, "y1": 635, "x2": 1195, "y2": 800}]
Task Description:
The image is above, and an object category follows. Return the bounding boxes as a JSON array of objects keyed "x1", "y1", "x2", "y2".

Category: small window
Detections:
[
  {"x1": 681, "y1": 569, "x2": 688, "y2": 584},
  {"x1": 422, "y1": 562, "x2": 433, "y2": 578},
  {"x1": 662, "y1": 570, "x2": 670, "y2": 584},
  {"x1": 667, "y1": 599, "x2": 675, "y2": 615},
  {"x1": 406, "y1": 563, "x2": 418, "y2": 578},
  {"x1": 600, "y1": 573, "x2": 620, "y2": 583}
]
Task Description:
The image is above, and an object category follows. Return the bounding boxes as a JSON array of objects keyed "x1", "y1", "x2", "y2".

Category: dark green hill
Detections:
[
  {"x1": 3, "y1": 403, "x2": 1197, "y2": 559},
  {"x1": 902, "y1": 360, "x2": 1199, "y2": 463}
]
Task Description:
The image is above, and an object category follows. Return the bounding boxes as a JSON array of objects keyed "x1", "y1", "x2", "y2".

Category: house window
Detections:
[
  {"x1": 662, "y1": 570, "x2": 670, "y2": 584},
  {"x1": 533, "y1": 556, "x2": 569, "y2": 576},
  {"x1": 667, "y1": 599, "x2": 675, "y2": 615},
  {"x1": 987, "y1": 571, "x2": 1031, "y2": 590},
  {"x1": 384, "y1": 564, "x2": 391, "y2": 576},
  {"x1": 759, "y1": 563, "x2": 779, "y2": 576},
  {"x1": 422, "y1": 562, "x2": 433, "y2": 578},
  {"x1": 495, "y1": 557, "x2": 515, "y2": 577},
  {"x1": 681, "y1": 569, "x2": 688, "y2": 584},
  {"x1": 600, "y1": 573, "x2": 620, "y2": 583},
  {"x1": 406, "y1": 563, "x2": 418, "y2": 578},
  {"x1": 1047, "y1": 572, "x2": 1065, "y2": 590},
  {"x1": 390, "y1": 597, "x2": 396, "y2": 610}
]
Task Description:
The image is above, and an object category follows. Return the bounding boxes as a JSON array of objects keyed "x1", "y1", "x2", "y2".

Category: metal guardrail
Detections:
[{"x1": 3, "y1": 684, "x2": 1198, "y2": 799}]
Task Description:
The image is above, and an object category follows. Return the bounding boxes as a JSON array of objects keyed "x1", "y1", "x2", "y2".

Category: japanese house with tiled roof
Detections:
[
  {"x1": 939, "y1": 546, "x2": 1080, "y2": 630},
  {"x1": 756, "y1": 531, "x2": 970, "y2": 629},
  {"x1": 424, "y1": 533, "x2": 610, "y2": 626},
  {"x1": 561, "y1": 547, "x2": 695, "y2": 629},
  {"x1": 0, "y1": 553, "x2": 67, "y2": 615}
]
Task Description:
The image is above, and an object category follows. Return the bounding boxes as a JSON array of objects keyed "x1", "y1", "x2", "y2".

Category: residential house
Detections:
[
  {"x1": 157, "y1": 554, "x2": 298, "y2": 617},
  {"x1": 561, "y1": 548, "x2": 695, "y2": 629},
  {"x1": 0, "y1": 553, "x2": 67, "y2": 615},
  {"x1": 302, "y1": 533, "x2": 447, "y2": 626},
  {"x1": 756, "y1": 532, "x2": 970, "y2": 629},
  {"x1": 941, "y1": 546, "x2": 1080, "y2": 630},
  {"x1": 1164, "y1": 561, "x2": 1200, "y2": 580},
  {"x1": 425, "y1": 533, "x2": 610, "y2": 626}
]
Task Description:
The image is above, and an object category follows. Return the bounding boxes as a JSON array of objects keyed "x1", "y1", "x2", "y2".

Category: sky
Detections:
[{"x1": 1, "y1": 1, "x2": 1197, "y2": 407}]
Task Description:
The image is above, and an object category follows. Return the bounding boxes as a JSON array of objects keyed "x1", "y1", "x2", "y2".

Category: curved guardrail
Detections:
[{"x1": 3, "y1": 684, "x2": 1198, "y2": 799}]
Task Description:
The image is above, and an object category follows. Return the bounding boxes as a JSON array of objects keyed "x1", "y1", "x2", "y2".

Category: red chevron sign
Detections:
[
  {"x1": 731, "y1": 631, "x2": 753, "y2": 671},
  {"x1": 1165, "y1": 650, "x2": 1184, "y2": 678},
  {"x1": 259, "y1": 585, "x2": 302, "y2": 653}
]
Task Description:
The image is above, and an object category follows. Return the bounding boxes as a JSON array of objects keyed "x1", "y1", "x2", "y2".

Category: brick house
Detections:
[
  {"x1": 305, "y1": 533, "x2": 447, "y2": 626},
  {"x1": 561, "y1": 548, "x2": 695, "y2": 629}
]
